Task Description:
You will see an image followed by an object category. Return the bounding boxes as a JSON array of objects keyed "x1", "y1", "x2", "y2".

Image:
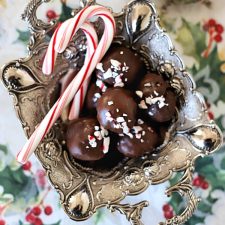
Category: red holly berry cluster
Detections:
[
  {"x1": 162, "y1": 204, "x2": 174, "y2": 220},
  {"x1": 193, "y1": 175, "x2": 209, "y2": 190},
  {"x1": 46, "y1": 10, "x2": 58, "y2": 20},
  {"x1": 203, "y1": 19, "x2": 224, "y2": 43},
  {"x1": 25, "y1": 205, "x2": 53, "y2": 225},
  {"x1": 0, "y1": 219, "x2": 5, "y2": 225}
]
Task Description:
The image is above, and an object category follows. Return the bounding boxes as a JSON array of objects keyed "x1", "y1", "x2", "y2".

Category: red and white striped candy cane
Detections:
[
  {"x1": 17, "y1": 6, "x2": 115, "y2": 164},
  {"x1": 17, "y1": 22, "x2": 98, "y2": 164}
]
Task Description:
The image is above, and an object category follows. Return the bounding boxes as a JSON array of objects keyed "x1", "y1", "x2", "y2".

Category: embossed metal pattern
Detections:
[{"x1": 0, "y1": 0, "x2": 223, "y2": 224}]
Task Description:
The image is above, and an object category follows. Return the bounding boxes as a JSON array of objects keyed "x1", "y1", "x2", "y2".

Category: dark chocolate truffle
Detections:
[
  {"x1": 97, "y1": 88, "x2": 137, "y2": 134},
  {"x1": 66, "y1": 118, "x2": 108, "y2": 161},
  {"x1": 136, "y1": 73, "x2": 168, "y2": 100},
  {"x1": 117, "y1": 123, "x2": 159, "y2": 157},
  {"x1": 147, "y1": 90, "x2": 177, "y2": 122},
  {"x1": 85, "y1": 82, "x2": 102, "y2": 111},
  {"x1": 96, "y1": 46, "x2": 145, "y2": 87}
]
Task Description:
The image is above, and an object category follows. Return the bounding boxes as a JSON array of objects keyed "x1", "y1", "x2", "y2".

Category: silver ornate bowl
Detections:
[{"x1": 0, "y1": 0, "x2": 223, "y2": 224}]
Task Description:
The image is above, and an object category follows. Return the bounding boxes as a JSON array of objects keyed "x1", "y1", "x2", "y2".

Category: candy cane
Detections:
[
  {"x1": 17, "y1": 22, "x2": 98, "y2": 163},
  {"x1": 17, "y1": 6, "x2": 115, "y2": 164}
]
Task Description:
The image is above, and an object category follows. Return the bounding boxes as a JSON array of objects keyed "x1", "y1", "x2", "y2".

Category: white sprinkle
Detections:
[
  {"x1": 145, "y1": 95, "x2": 168, "y2": 108},
  {"x1": 117, "y1": 117, "x2": 125, "y2": 123},
  {"x1": 138, "y1": 100, "x2": 148, "y2": 109},
  {"x1": 86, "y1": 146, "x2": 90, "y2": 149},
  {"x1": 136, "y1": 134, "x2": 142, "y2": 139},
  {"x1": 108, "y1": 101, "x2": 114, "y2": 106},
  {"x1": 120, "y1": 51, "x2": 124, "y2": 55},
  {"x1": 124, "y1": 78, "x2": 128, "y2": 82},
  {"x1": 93, "y1": 93, "x2": 101, "y2": 102},
  {"x1": 119, "y1": 134, "x2": 125, "y2": 137},
  {"x1": 128, "y1": 120, "x2": 132, "y2": 123},
  {"x1": 138, "y1": 119, "x2": 144, "y2": 125},
  {"x1": 154, "y1": 91, "x2": 159, "y2": 96},
  {"x1": 141, "y1": 139, "x2": 144, "y2": 143},
  {"x1": 103, "y1": 68, "x2": 113, "y2": 79},
  {"x1": 96, "y1": 63, "x2": 105, "y2": 72},
  {"x1": 136, "y1": 90, "x2": 143, "y2": 98},
  {"x1": 116, "y1": 108, "x2": 120, "y2": 112},
  {"x1": 144, "y1": 83, "x2": 151, "y2": 87},
  {"x1": 123, "y1": 113, "x2": 128, "y2": 117},
  {"x1": 94, "y1": 131, "x2": 103, "y2": 140},
  {"x1": 133, "y1": 126, "x2": 143, "y2": 133},
  {"x1": 110, "y1": 59, "x2": 121, "y2": 69},
  {"x1": 142, "y1": 131, "x2": 146, "y2": 136},
  {"x1": 95, "y1": 126, "x2": 100, "y2": 131}
]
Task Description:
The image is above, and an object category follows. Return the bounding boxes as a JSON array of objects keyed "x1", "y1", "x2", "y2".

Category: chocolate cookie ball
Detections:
[
  {"x1": 85, "y1": 82, "x2": 102, "y2": 111},
  {"x1": 117, "y1": 123, "x2": 159, "y2": 157},
  {"x1": 136, "y1": 73, "x2": 168, "y2": 99},
  {"x1": 97, "y1": 88, "x2": 137, "y2": 134},
  {"x1": 148, "y1": 90, "x2": 177, "y2": 122},
  {"x1": 96, "y1": 46, "x2": 145, "y2": 88},
  {"x1": 66, "y1": 118, "x2": 108, "y2": 161}
]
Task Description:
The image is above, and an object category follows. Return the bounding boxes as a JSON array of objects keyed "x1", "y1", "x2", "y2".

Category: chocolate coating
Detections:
[
  {"x1": 97, "y1": 88, "x2": 137, "y2": 134},
  {"x1": 117, "y1": 124, "x2": 159, "y2": 157},
  {"x1": 96, "y1": 46, "x2": 145, "y2": 87},
  {"x1": 148, "y1": 90, "x2": 177, "y2": 122},
  {"x1": 136, "y1": 73, "x2": 168, "y2": 98},
  {"x1": 85, "y1": 82, "x2": 102, "y2": 111},
  {"x1": 66, "y1": 118, "x2": 105, "y2": 161}
]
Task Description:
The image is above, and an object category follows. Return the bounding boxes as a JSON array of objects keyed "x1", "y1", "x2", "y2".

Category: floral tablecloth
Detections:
[{"x1": 0, "y1": 0, "x2": 225, "y2": 225}]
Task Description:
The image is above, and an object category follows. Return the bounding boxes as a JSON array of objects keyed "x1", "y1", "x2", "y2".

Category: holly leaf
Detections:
[
  {"x1": 221, "y1": 157, "x2": 225, "y2": 170},
  {"x1": 17, "y1": 30, "x2": 30, "y2": 44},
  {"x1": 59, "y1": 3, "x2": 73, "y2": 22},
  {"x1": 198, "y1": 46, "x2": 225, "y2": 102},
  {"x1": 0, "y1": 166, "x2": 39, "y2": 201},
  {"x1": 176, "y1": 19, "x2": 207, "y2": 62},
  {"x1": 185, "y1": 215, "x2": 205, "y2": 225},
  {"x1": 198, "y1": 201, "x2": 212, "y2": 213},
  {"x1": 0, "y1": 144, "x2": 8, "y2": 154},
  {"x1": 49, "y1": 221, "x2": 61, "y2": 225},
  {"x1": 94, "y1": 209, "x2": 105, "y2": 225}
]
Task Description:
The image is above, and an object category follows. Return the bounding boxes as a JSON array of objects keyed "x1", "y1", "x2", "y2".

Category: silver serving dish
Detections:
[{"x1": 0, "y1": 0, "x2": 223, "y2": 224}]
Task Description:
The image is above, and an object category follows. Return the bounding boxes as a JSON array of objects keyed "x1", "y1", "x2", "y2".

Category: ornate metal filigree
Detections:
[{"x1": 0, "y1": 0, "x2": 223, "y2": 224}]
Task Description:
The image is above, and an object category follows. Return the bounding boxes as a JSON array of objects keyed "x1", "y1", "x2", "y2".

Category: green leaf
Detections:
[
  {"x1": 0, "y1": 166, "x2": 39, "y2": 201},
  {"x1": 17, "y1": 30, "x2": 30, "y2": 44},
  {"x1": 221, "y1": 157, "x2": 225, "y2": 170},
  {"x1": 198, "y1": 201, "x2": 211, "y2": 213},
  {"x1": 94, "y1": 209, "x2": 105, "y2": 225},
  {"x1": 0, "y1": 144, "x2": 8, "y2": 154},
  {"x1": 185, "y1": 215, "x2": 205, "y2": 225},
  {"x1": 59, "y1": 3, "x2": 73, "y2": 22},
  {"x1": 176, "y1": 19, "x2": 207, "y2": 62},
  {"x1": 48, "y1": 221, "x2": 61, "y2": 225},
  {"x1": 169, "y1": 192, "x2": 183, "y2": 214}
]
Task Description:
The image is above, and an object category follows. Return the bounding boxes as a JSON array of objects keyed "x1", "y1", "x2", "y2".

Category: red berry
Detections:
[
  {"x1": 208, "y1": 19, "x2": 216, "y2": 27},
  {"x1": 164, "y1": 210, "x2": 174, "y2": 220},
  {"x1": 214, "y1": 34, "x2": 223, "y2": 43},
  {"x1": 216, "y1": 24, "x2": 224, "y2": 33},
  {"x1": 162, "y1": 204, "x2": 172, "y2": 212},
  {"x1": 0, "y1": 219, "x2": 6, "y2": 225},
  {"x1": 34, "y1": 218, "x2": 43, "y2": 225},
  {"x1": 208, "y1": 111, "x2": 214, "y2": 120},
  {"x1": 22, "y1": 161, "x2": 32, "y2": 171},
  {"x1": 193, "y1": 176, "x2": 204, "y2": 187},
  {"x1": 44, "y1": 205, "x2": 53, "y2": 215},
  {"x1": 25, "y1": 212, "x2": 36, "y2": 223},
  {"x1": 201, "y1": 181, "x2": 209, "y2": 190},
  {"x1": 46, "y1": 10, "x2": 57, "y2": 20},
  {"x1": 32, "y1": 206, "x2": 42, "y2": 216}
]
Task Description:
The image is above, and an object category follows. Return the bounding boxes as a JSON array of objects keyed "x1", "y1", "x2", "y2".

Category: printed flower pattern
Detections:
[{"x1": 0, "y1": 1, "x2": 225, "y2": 225}]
